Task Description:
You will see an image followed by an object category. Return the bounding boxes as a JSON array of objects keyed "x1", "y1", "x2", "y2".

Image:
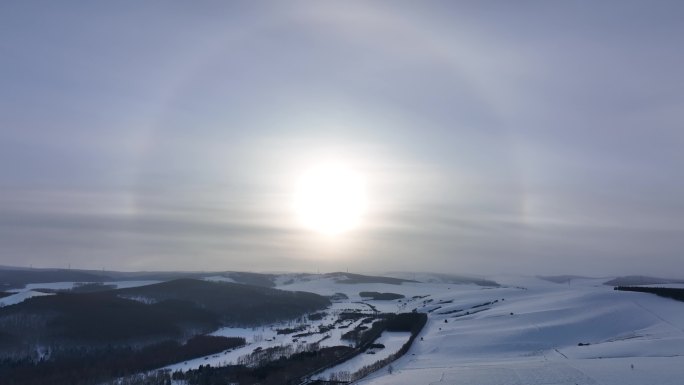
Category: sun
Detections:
[{"x1": 293, "y1": 163, "x2": 368, "y2": 235}]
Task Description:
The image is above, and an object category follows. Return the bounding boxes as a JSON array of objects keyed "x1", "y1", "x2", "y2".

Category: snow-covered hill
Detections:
[
  {"x1": 7, "y1": 271, "x2": 681, "y2": 384},
  {"x1": 165, "y1": 273, "x2": 675, "y2": 384},
  {"x1": 335, "y1": 275, "x2": 684, "y2": 385}
]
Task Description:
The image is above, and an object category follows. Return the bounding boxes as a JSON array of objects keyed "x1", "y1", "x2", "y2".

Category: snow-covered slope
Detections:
[
  {"x1": 345, "y1": 276, "x2": 684, "y2": 385},
  {"x1": 0, "y1": 290, "x2": 54, "y2": 307},
  {"x1": 140, "y1": 273, "x2": 684, "y2": 384},
  {"x1": 0, "y1": 280, "x2": 159, "y2": 307}
]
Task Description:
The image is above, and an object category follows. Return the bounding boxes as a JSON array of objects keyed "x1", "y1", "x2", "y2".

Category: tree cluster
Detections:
[
  {"x1": 614, "y1": 286, "x2": 684, "y2": 302},
  {"x1": 0, "y1": 335, "x2": 244, "y2": 385}
]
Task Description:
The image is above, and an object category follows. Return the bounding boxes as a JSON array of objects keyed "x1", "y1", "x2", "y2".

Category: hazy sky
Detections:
[{"x1": 1, "y1": 1, "x2": 683, "y2": 277}]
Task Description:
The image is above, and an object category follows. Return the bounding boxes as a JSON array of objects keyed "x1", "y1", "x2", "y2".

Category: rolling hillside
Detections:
[{"x1": 0, "y1": 279, "x2": 329, "y2": 357}]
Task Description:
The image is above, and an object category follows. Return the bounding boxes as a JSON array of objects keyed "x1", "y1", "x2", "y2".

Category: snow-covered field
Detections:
[
  {"x1": 158, "y1": 274, "x2": 684, "y2": 384},
  {"x1": 344, "y1": 275, "x2": 684, "y2": 385},
  {"x1": 11, "y1": 280, "x2": 160, "y2": 293},
  {"x1": 0, "y1": 280, "x2": 159, "y2": 307},
  {"x1": 316, "y1": 331, "x2": 411, "y2": 381},
  {"x1": 164, "y1": 301, "x2": 373, "y2": 372},
  {"x1": 0, "y1": 289, "x2": 54, "y2": 307},
  {"x1": 6, "y1": 272, "x2": 682, "y2": 384}
]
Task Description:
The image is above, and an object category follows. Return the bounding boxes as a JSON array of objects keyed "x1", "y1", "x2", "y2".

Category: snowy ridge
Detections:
[
  {"x1": 0, "y1": 290, "x2": 54, "y2": 307},
  {"x1": 160, "y1": 273, "x2": 683, "y2": 384},
  {"x1": 352, "y1": 276, "x2": 684, "y2": 385},
  {"x1": 0, "y1": 280, "x2": 160, "y2": 307}
]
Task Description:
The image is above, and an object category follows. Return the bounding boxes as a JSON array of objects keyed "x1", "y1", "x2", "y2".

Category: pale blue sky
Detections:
[{"x1": 1, "y1": 1, "x2": 683, "y2": 276}]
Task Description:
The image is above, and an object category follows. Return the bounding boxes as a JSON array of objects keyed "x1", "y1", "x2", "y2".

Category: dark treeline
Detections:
[
  {"x1": 0, "y1": 291, "x2": 220, "y2": 358},
  {"x1": 329, "y1": 312, "x2": 427, "y2": 382},
  {"x1": 0, "y1": 268, "x2": 279, "y2": 291},
  {"x1": 614, "y1": 286, "x2": 684, "y2": 302},
  {"x1": 341, "y1": 317, "x2": 386, "y2": 347},
  {"x1": 0, "y1": 279, "x2": 329, "y2": 358},
  {"x1": 358, "y1": 292, "x2": 405, "y2": 300},
  {"x1": 386, "y1": 312, "x2": 428, "y2": 334},
  {"x1": 173, "y1": 346, "x2": 354, "y2": 385},
  {"x1": 0, "y1": 270, "x2": 109, "y2": 291},
  {"x1": 424, "y1": 274, "x2": 500, "y2": 287},
  {"x1": 0, "y1": 279, "x2": 329, "y2": 385},
  {"x1": 326, "y1": 272, "x2": 416, "y2": 285},
  {"x1": 0, "y1": 335, "x2": 244, "y2": 385},
  {"x1": 107, "y1": 313, "x2": 428, "y2": 385},
  {"x1": 117, "y1": 279, "x2": 330, "y2": 325}
]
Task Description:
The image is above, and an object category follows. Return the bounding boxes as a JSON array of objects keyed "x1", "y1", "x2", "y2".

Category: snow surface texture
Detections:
[
  {"x1": 163, "y1": 274, "x2": 684, "y2": 384},
  {"x1": 164, "y1": 301, "x2": 373, "y2": 371},
  {"x1": 10, "y1": 273, "x2": 682, "y2": 384},
  {"x1": 348, "y1": 275, "x2": 684, "y2": 385},
  {"x1": 316, "y1": 331, "x2": 411, "y2": 381}
]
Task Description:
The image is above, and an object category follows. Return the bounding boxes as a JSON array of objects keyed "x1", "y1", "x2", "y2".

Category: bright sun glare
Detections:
[{"x1": 294, "y1": 163, "x2": 367, "y2": 235}]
